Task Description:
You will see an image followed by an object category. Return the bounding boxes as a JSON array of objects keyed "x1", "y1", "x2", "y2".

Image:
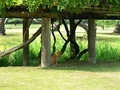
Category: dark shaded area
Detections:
[
  {"x1": 77, "y1": 49, "x2": 88, "y2": 59},
  {"x1": 41, "y1": 60, "x2": 120, "y2": 72},
  {"x1": 59, "y1": 19, "x2": 87, "y2": 60},
  {"x1": 113, "y1": 24, "x2": 120, "y2": 33},
  {"x1": 0, "y1": 18, "x2": 6, "y2": 35}
]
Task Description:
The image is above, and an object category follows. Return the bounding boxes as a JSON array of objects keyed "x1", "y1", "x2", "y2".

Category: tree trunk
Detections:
[
  {"x1": 69, "y1": 19, "x2": 76, "y2": 59},
  {"x1": 79, "y1": 22, "x2": 88, "y2": 32},
  {"x1": 113, "y1": 24, "x2": 120, "y2": 33},
  {"x1": 41, "y1": 18, "x2": 51, "y2": 67},
  {"x1": 23, "y1": 18, "x2": 29, "y2": 66},
  {"x1": 88, "y1": 19, "x2": 96, "y2": 64},
  {"x1": 0, "y1": 18, "x2": 6, "y2": 35},
  {"x1": 69, "y1": 19, "x2": 81, "y2": 59}
]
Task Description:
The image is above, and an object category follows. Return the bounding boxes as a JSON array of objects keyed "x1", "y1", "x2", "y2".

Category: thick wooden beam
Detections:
[
  {"x1": 1, "y1": 11, "x2": 120, "y2": 19},
  {"x1": 41, "y1": 18, "x2": 51, "y2": 67},
  {"x1": 0, "y1": 6, "x2": 120, "y2": 19},
  {"x1": 88, "y1": 19, "x2": 96, "y2": 64},
  {"x1": 1, "y1": 11, "x2": 58, "y2": 18},
  {"x1": 23, "y1": 18, "x2": 29, "y2": 66}
]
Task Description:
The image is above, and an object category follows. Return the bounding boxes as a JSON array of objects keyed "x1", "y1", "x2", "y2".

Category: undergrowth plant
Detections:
[
  {"x1": 96, "y1": 41, "x2": 120, "y2": 61},
  {"x1": 0, "y1": 39, "x2": 120, "y2": 66}
]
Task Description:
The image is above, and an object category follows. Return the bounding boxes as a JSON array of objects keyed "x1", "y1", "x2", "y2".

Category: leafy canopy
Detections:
[{"x1": 0, "y1": 0, "x2": 120, "y2": 14}]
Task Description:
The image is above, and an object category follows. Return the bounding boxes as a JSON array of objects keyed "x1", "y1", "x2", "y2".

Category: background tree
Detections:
[
  {"x1": 113, "y1": 24, "x2": 120, "y2": 33},
  {"x1": 0, "y1": 18, "x2": 6, "y2": 35}
]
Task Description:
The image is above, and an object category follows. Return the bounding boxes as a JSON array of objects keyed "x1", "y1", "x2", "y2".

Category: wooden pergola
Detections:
[{"x1": 1, "y1": 6, "x2": 120, "y2": 67}]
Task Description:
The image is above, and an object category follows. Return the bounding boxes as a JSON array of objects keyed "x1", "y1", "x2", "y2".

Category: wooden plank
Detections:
[
  {"x1": 1, "y1": 11, "x2": 120, "y2": 19},
  {"x1": 41, "y1": 18, "x2": 51, "y2": 67},
  {"x1": 88, "y1": 19, "x2": 96, "y2": 64},
  {"x1": 23, "y1": 18, "x2": 29, "y2": 66}
]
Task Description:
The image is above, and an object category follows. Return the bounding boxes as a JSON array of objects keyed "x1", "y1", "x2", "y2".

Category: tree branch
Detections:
[
  {"x1": 23, "y1": 17, "x2": 33, "y2": 39},
  {"x1": 51, "y1": 23, "x2": 56, "y2": 55},
  {"x1": 61, "y1": 39, "x2": 69, "y2": 54},
  {"x1": 0, "y1": 26, "x2": 42, "y2": 57},
  {"x1": 77, "y1": 48, "x2": 88, "y2": 59},
  {"x1": 75, "y1": 19, "x2": 82, "y2": 27},
  {"x1": 58, "y1": 29, "x2": 67, "y2": 41},
  {"x1": 62, "y1": 19, "x2": 70, "y2": 38}
]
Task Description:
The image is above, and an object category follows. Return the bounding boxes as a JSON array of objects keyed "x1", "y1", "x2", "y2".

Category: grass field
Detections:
[
  {"x1": 0, "y1": 24, "x2": 120, "y2": 90},
  {"x1": 0, "y1": 61, "x2": 120, "y2": 90}
]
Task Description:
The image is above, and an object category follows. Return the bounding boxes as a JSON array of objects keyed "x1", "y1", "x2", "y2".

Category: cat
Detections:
[{"x1": 51, "y1": 51, "x2": 61, "y2": 66}]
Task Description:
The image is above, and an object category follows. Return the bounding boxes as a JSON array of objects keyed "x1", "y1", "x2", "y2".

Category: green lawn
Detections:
[
  {"x1": 0, "y1": 24, "x2": 40, "y2": 51},
  {"x1": 0, "y1": 25, "x2": 120, "y2": 89},
  {"x1": 0, "y1": 61, "x2": 120, "y2": 90}
]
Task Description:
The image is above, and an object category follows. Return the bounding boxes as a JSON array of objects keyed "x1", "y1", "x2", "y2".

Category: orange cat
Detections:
[{"x1": 51, "y1": 51, "x2": 61, "y2": 66}]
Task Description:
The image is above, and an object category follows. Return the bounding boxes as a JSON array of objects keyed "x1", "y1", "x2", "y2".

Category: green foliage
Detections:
[
  {"x1": 96, "y1": 42, "x2": 120, "y2": 60},
  {"x1": 8, "y1": 50, "x2": 23, "y2": 66},
  {"x1": 5, "y1": 0, "x2": 23, "y2": 6},
  {"x1": 24, "y1": 0, "x2": 42, "y2": 12},
  {"x1": 0, "y1": 56, "x2": 9, "y2": 66},
  {"x1": 0, "y1": 0, "x2": 6, "y2": 16},
  {"x1": 1, "y1": 0, "x2": 120, "y2": 15},
  {"x1": 29, "y1": 41, "x2": 40, "y2": 66},
  {"x1": 96, "y1": 20, "x2": 120, "y2": 27}
]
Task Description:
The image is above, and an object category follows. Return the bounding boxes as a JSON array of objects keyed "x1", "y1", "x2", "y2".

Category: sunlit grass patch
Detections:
[{"x1": 0, "y1": 62, "x2": 120, "y2": 90}]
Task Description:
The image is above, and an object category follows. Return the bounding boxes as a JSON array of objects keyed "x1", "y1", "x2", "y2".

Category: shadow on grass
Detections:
[
  {"x1": 5, "y1": 33, "x2": 21, "y2": 36},
  {"x1": 41, "y1": 60, "x2": 120, "y2": 72},
  {"x1": 98, "y1": 32, "x2": 120, "y2": 35}
]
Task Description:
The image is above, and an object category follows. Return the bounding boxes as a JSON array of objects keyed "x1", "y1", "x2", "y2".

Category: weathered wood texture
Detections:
[
  {"x1": 88, "y1": 19, "x2": 96, "y2": 64},
  {"x1": 1, "y1": 11, "x2": 120, "y2": 19},
  {"x1": 23, "y1": 18, "x2": 29, "y2": 66},
  {"x1": 41, "y1": 18, "x2": 51, "y2": 67}
]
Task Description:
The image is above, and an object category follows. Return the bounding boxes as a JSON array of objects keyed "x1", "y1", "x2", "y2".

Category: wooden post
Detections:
[
  {"x1": 41, "y1": 18, "x2": 51, "y2": 67},
  {"x1": 88, "y1": 19, "x2": 96, "y2": 64},
  {"x1": 23, "y1": 18, "x2": 29, "y2": 66}
]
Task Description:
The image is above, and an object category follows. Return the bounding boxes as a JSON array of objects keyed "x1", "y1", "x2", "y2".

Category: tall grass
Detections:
[
  {"x1": 96, "y1": 41, "x2": 120, "y2": 61},
  {"x1": 29, "y1": 41, "x2": 41, "y2": 66},
  {"x1": 0, "y1": 39, "x2": 120, "y2": 66},
  {"x1": 1, "y1": 27, "x2": 120, "y2": 66}
]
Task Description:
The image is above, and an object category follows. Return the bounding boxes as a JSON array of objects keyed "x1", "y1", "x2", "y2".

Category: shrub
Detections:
[{"x1": 0, "y1": 56, "x2": 9, "y2": 66}]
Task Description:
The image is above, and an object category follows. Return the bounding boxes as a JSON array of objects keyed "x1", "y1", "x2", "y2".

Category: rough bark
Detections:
[
  {"x1": 69, "y1": 19, "x2": 80, "y2": 59},
  {"x1": 61, "y1": 19, "x2": 81, "y2": 59}
]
